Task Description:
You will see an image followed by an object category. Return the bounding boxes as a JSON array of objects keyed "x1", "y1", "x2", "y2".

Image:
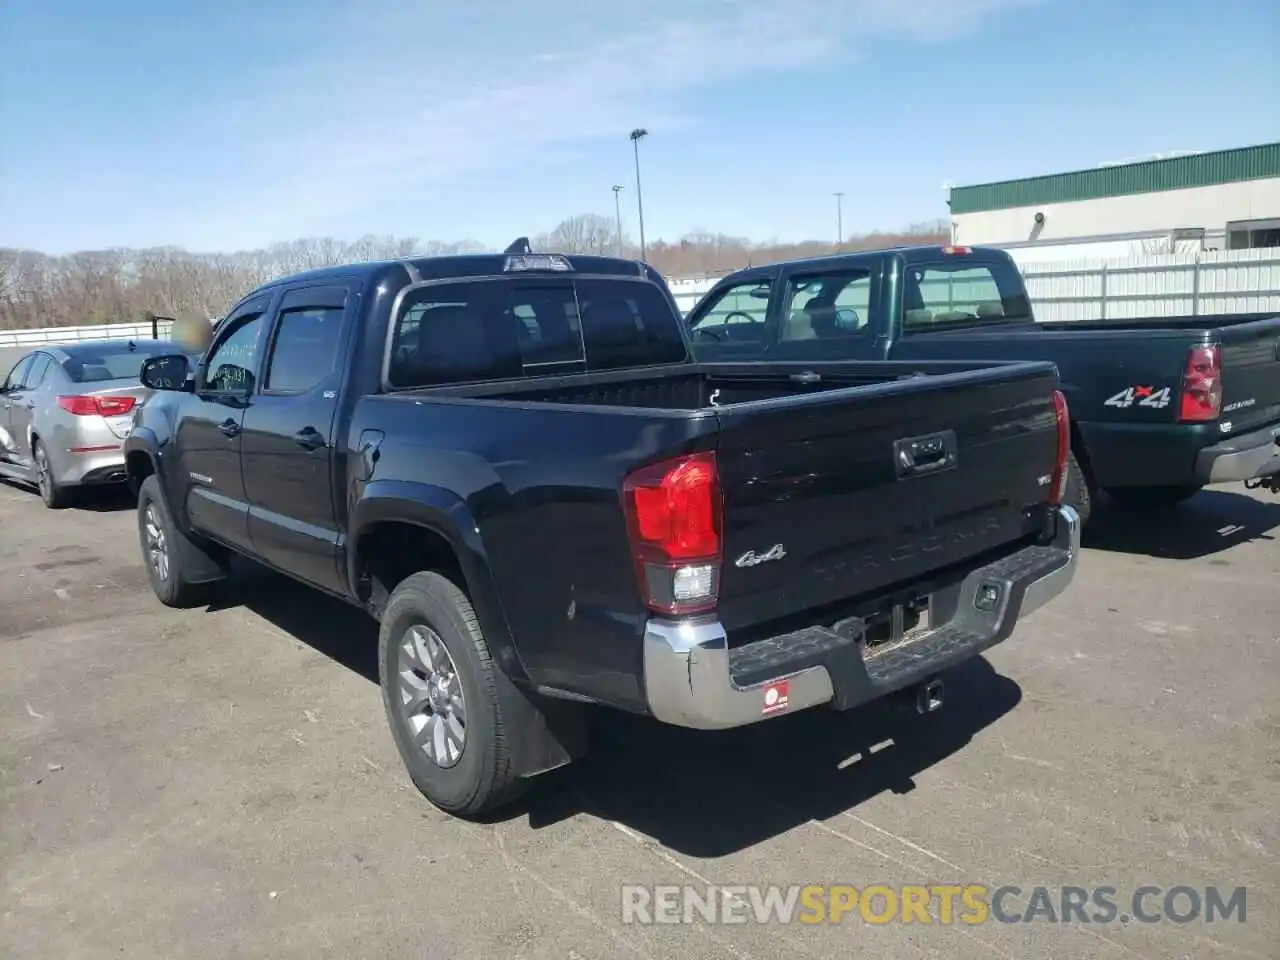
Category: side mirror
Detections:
[{"x1": 140, "y1": 354, "x2": 192, "y2": 392}]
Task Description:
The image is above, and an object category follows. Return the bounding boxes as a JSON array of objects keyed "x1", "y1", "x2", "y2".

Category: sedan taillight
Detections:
[{"x1": 57, "y1": 395, "x2": 138, "y2": 417}]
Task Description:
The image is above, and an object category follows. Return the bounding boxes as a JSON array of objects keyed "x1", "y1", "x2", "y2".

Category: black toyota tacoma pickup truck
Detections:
[
  {"x1": 124, "y1": 246, "x2": 1079, "y2": 818},
  {"x1": 685, "y1": 245, "x2": 1280, "y2": 525}
]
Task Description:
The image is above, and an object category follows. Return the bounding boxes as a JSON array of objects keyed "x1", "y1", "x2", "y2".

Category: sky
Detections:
[{"x1": 1, "y1": 0, "x2": 1277, "y2": 255}]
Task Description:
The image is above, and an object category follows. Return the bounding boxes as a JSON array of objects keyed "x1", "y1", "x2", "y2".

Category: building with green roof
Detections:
[{"x1": 947, "y1": 142, "x2": 1280, "y2": 262}]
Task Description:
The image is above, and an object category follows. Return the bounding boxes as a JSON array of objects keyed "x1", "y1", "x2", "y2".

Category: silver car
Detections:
[{"x1": 0, "y1": 339, "x2": 193, "y2": 508}]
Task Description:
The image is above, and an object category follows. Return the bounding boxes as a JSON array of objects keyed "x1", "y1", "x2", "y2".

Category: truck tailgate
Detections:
[
  {"x1": 1219, "y1": 317, "x2": 1280, "y2": 433},
  {"x1": 711, "y1": 364, "x2": 1061, "y2": 633}
]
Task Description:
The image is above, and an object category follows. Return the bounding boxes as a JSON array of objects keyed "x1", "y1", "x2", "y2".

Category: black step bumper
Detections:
[{"x1": 642, "y1": 504, "x2": 1080, "y2": 730}]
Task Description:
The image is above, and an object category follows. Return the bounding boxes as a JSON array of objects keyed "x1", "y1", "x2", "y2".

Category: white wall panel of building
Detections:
[{"x1": 952, "y1": 178, "x2": 1280, "y2": 249}]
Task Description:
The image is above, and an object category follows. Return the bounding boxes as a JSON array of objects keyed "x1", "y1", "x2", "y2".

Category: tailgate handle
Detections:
[{"x1": 894, "y1": 430, "x2": 958, "y2": 479}]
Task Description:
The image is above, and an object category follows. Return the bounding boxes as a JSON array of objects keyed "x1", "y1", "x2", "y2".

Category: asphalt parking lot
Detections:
[{"x1": 1, "y1": 482, "x2": 1277, "y2": 959}]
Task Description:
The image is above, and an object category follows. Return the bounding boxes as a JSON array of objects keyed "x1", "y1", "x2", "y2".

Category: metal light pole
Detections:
[
  {"x1": 629, "y1": 128, "x2": 648, "y2": 262},
  {"x1": 611, "y1": 184, "x2": 625, "y2": 257},
  {"x1": 834, "y1": 192, "x2": 845, "y2": 249}
]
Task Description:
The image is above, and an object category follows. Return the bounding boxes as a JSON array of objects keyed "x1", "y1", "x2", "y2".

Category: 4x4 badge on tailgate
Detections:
[{"x1": 735, "y1": 544, "x2": 787, "y2": 568}]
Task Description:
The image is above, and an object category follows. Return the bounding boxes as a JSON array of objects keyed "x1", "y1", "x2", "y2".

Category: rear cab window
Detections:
[
  {"x1": 386, "y1": 277, "x2": 688, "y2": 388},
  {"x1": 901, "y1": 255, "x2": 1031, "y2": 331}
]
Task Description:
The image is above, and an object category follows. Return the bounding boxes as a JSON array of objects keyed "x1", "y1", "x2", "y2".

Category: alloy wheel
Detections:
[
  {"x1": 143, "y1": 504, "x2": 170, "y2": 582},
  {"x1": 35, "y1": 447, "x2": 51, "y2": 501},
  {"x1": 397, "y1": 624, "x2": 467, "y2": 768}
]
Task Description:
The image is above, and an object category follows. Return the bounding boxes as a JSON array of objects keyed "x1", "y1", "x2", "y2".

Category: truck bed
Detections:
[
  {"x1": 1036, "y1": 311, "x2": 1280, "y2": 333},
  {"x1": 365, "y1": 357, "x2": 1065, "y2": 639},
  {"x1": 401, "y1": 359, "x2": 1024, "y2": 411}
]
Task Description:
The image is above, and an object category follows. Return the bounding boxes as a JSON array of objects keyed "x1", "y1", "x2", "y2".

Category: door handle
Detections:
[
  {"x1": 294, "y1": 427, "x2": 326, "y2": 451},
  {"x1": 218, "y1": 418, "x2": 241, "y2": 438}
]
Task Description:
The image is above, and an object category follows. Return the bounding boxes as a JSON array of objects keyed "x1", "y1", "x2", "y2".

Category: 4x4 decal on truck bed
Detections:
[{"x1": 1103, "y1": 385, "x2": 1172, "y2": 409}]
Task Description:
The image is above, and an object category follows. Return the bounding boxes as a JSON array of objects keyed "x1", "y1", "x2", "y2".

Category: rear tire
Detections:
[
  {"x1": 136, "y1": 475, "x2": 226, "y2": 608},
  {"x1": 33, "y1": 440, "x2": 72, "y2": 509},
  {"x1": 1104, "y1": 484, "x2": 1203, "y2": 511},
  {"x1": 379, "y1": 571, "x2": 533, "y2": 818}
]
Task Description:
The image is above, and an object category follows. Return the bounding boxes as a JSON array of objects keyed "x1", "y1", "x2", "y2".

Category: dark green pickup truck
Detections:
[{"x1": 685, "y1": 245, "x2": 1280, "y2": 525}]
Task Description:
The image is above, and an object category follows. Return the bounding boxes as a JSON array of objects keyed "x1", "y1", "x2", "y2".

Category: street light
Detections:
[
  {"x1": 834, "y1": 192, "x2": 845, "y2": 250},
  {"x1": 611, "y1": 184, "x2": 625, "y2": 257},
  {"x1": 629, "y1": 128, "x2": 648, "y2": 262}
]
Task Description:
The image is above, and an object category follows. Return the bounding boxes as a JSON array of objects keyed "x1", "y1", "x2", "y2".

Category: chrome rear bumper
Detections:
[{"x1": 642, "y1": 504, "x2": 1081, "y2": 730}]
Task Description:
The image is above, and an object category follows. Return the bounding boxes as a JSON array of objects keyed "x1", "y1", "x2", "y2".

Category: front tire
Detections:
[
  {"x1": 136, "y1": 475, "x2": 225, "y2": 607},
  {"x1": 33, "y1": 440, "x2": 71, "y2": 509},
  {"x1": 1104, "y1": 484, "x2": 1203, "y2": 511},
  {"x1": 379, "y1": 571, "x2": 531, "y2": 818}
]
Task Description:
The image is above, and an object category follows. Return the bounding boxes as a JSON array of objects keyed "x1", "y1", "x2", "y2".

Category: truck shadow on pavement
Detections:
[
  {"x1": 216, "y1": 560, "x2": 381, "y2": 682},
  {"x1": 222, "y1": 560, "x2": 1022, "y2": 857},
  {"x1": 527, "y1": 656, "x2": 1019, "y2": 857},
  {"x1": 1085, "y1": 487, "x2": 1280, "y2": 560}
]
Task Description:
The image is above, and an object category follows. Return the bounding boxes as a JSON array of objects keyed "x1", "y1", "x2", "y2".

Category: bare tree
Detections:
[
  {"x1": 533, "y1": 214, "x2": 619, "y2": 255},
  {"x1": 0, "y1": 219, "x2": 948, "y2": 331}
]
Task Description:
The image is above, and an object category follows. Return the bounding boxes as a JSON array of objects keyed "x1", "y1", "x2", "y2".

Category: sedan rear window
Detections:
[{"x1": 61, "y1": 342, "x2": 183, "y2": 383}]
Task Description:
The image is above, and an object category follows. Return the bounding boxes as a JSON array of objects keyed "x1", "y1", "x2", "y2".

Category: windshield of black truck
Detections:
[
  {"x1": 901, "y1": 257, "x2": 1032, "y2": 331},
  {"x1": 386, "y1": 277, "x2": 688, "y2": 388}
]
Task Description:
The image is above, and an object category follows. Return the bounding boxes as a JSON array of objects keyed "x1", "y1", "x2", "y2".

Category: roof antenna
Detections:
[{"x1": 504, "y1": 237, "x2": 532, "y2": 255}]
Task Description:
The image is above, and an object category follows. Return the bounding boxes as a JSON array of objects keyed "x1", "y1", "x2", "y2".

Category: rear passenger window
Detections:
[
  {"x1": 387, "y1": 277, "x2": 687, "y2": 388},
  {"x1": 265, "y1": 306, "x2": 346, "y2": 393},
  {"x1": 902, "y1": 260, "x2": 1031, "y2": 329},
  {"x1": 24, "y1": 354, "x2": 53, "y2": 387}
]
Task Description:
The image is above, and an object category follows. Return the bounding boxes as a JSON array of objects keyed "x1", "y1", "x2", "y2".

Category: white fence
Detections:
[
  {"x1": 0, "y1": 318, "x2": 174, "y2": 348},
  {"x1": 1018, "y1": 248, "x2": 1280, "y2": 322}
]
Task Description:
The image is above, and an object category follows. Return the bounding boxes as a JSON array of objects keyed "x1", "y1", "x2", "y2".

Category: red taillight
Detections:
[
  {"x1": 1049, "y1": 390, "x2": 1070, "y2": 506},
  {"x1": 95, "y1": 395, "x2": 138, "y2": 417},
  {"x1": 1177, "y1": 344, "x2": 1222, "y2": 423},
  {"x1": 57, "y1": 395, "x2": 138, "y2": 417},
  {"x1": 941, "y1": 245, "x2": 972, "y2": 255},
  {"x1": 622, "y1": 451, "x2": 722, "y2": 615}
]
